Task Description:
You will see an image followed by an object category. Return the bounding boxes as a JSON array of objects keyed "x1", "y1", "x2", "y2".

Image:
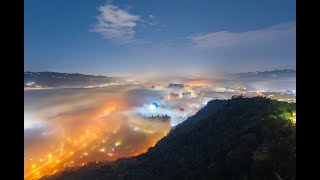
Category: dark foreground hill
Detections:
[{"x1": 42, "y1": 96, "x2": 296, "y2": 180}]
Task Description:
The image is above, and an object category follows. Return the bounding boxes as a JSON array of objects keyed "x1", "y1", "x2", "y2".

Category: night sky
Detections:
[{"x1": 24, "y1": 0, "x2": 296, "y2": 76}]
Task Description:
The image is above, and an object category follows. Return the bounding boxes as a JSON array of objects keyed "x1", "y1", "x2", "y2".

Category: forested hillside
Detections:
[{"x1": 42, "y1": 96, "x2": 296, "y2": 180}]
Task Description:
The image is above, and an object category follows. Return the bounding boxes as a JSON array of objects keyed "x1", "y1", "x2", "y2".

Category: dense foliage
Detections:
[{"x1": 43, "y1": 96, "x2": 296, "y2": 180}]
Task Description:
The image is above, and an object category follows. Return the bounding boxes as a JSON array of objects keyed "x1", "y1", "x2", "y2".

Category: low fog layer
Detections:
[
  {"x1": 24, "y1": 85, "x2": 209, "y2": 180},
  {"x1": 24, "y1": 72, "x2": 296, "y2": 179}
]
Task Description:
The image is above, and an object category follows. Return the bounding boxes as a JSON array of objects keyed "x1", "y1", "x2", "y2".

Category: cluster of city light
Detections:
[
  {"x1": 184, "y1": 80, "x2": 208, "y2": 87},
  {"x1": 26, "y1": 82, "x2": 35, "y2": 86},
  {"x1": 24, "y1": 114, "x2": 171, "y2": 180},
  {"x1": 24, "y1": 128, "x2": 104, "y2": 180},
  {"x1": 84, "y1": 81, "x2": 141, "y2": 88}
]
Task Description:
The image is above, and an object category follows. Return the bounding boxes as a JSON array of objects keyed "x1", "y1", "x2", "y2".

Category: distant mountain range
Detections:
[
  {"x1": 24, "y1": 71, "x2": 123, "y2": 87},
  {"x1": 42, "y1": 97, "x2": 296, "y2": 180},
  {"x1": 232, "y1": 69, "x2": 296, "y2": 80}
]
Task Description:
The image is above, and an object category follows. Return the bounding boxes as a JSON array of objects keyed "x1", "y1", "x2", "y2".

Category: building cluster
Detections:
[
  {"x1": 182, "y1": 92, "x2": 192, "y2": 98},
  {"x1": 140, "y1": 114, "x2": 171, "y2": 123},
  {"x1": 168, "y1": 83, "x2": 184, "y2": 88},
  {"x1": 170, "y1": 93, "x2": 180, "y2": 99}
]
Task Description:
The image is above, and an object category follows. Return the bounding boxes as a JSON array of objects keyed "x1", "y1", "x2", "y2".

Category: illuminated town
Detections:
[{"x1": 24, "y1": 74, "x2": 295, "y2": 179}]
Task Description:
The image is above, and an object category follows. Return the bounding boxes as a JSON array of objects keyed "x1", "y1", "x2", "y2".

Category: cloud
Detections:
[
  {"x1": 146, "y1": 14, "x2": 157, "y2": 26},
  {"x1": 189, "y1": 21, "x2": 296, "y2": 49},
  {"x1": 92, "y1": 4, "x2": 140, "y2": 43}
]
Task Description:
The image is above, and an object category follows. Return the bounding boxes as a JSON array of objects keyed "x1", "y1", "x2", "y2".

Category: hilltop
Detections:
[{"x1": 42, "y1": 96, "x2": 296, "y2": 180}]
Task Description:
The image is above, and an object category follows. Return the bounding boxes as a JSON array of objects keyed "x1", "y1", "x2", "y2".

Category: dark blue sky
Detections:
[{"x1": 25, "y1": 0, "x2": 296, "y2": 76}]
